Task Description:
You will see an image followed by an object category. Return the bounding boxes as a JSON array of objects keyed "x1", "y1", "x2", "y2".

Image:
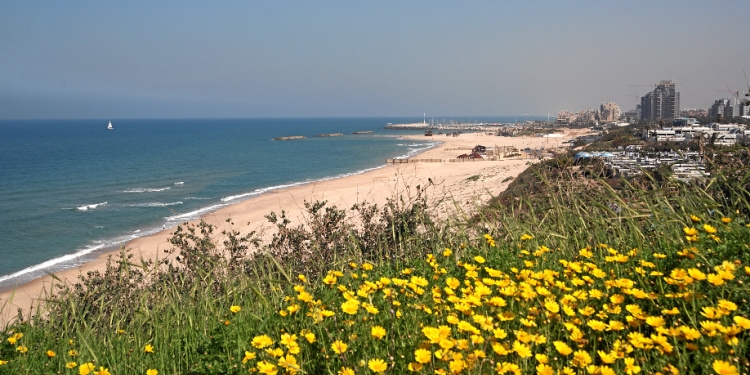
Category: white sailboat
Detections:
[{"x1": 107, "y1": 121, "x2": 113, "y2": 130}]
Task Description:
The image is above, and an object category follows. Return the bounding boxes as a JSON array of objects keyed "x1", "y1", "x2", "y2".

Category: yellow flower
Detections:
[
  {"x1": 251, "y1": 335, "x2": 274, "y2": 349},
  {"x1": 707, "y1": 273, "x2": 725, "y2": 286},
  {"x1": 553, "y1": 341, "x2": 573, "y2": 356},
  {"x1": 734, "y1": 316, "x2": 750, "y2": 329},
  {"x1": 46, "y1": 350, "x2": 56, "y2": 358},
  {"x1": 371, "y1": 326, "x2": 386, "y2": 340},
  {"x1": 323, "y1": 274, "x2": 338, "y2": 285},
  {"x1": 331, "y1": 340, "x2": 348, "y2": 355},
  {"x1": 79, "y1": 363, "x2": 96, "y2": 375},
  {"x1": 683, "y1": 227, "x2": 698, "y2": 236},
  {"x1": 572, "y1": 350, "x2": 592, "y2": 368},
  {"x1": 278, "y1": 354, "x2": 298, "y2": 372},
  {"x1": 65, "y1": 362, "x2": 77, "y2": 369},
  {"x1": 512, "y1": 341, "x2": 532, "y2": 358},
  {"x1": 266, "y1": 348, "x2": 284, "y2": 358},
  {"x1": 410, "y1": 276, "x2": 429, "y2": 287},
  {"x1": 717, "y1": 299, "x2": 737, "y2": 312},
  {"x1": 146, "y1": 370, "x2": 159, "y2": 375},
  {"x1": 587, "y1": 320, "x2": 607, "y2": 331},
  {"x1": 721, "y1": 217, "x2": 731, "y2": 223},
  {"x1": 646, "y1": 316, "x2": 665, "y2": 328},
  {"x1": 341, "y1": 299, "x2": 360, "y2": 315},
  {"x1": 450, "y1": 358, "x2": 467, "y2": 373},
  {"x1": 497, "y1": 362, "x2": 522, "y2": 374},
  {"x1": 69, "y1": 349, "x2": 79, "y2": 357},
  {"x1": 414, "y1": 348, "x2": 432, "y2": 364},
  {"x1": 597, "y1": 350, "x2": 616, "y2": 364},
  {"x1": 94, "y1": 367, "x2": 111, "y2": 375},
  {"x1": 474, "y1": 255, "x2": 486, "y2": 264},
  {"x1": 681, "y1": 327, "x2": 701, "y2": 340},
  {"x1": 368, "y1": 358, "x2": 388, "y2": 373},
  {"x1": 242, "y1": 351, "x2": 256, "y2": 364},
  {"x1": 297, "y1": 274, "x2": 307, "y2": 283},
  {"x1": 690, "y1": 214, "x2": 701, "y2": 222},
  {"x1": 443, "y1": 248, "x2": 452, "y2": 257},
  {"x1": 0, "y1": 360, "x2": 9, "y2": 366},
  {"x1": 144, "y1": 344, "x2": 155, "y2": 353},
  {"x1": 623, "y1": 358, "x2": 640, "y2": 374},
  {"x1": 230, "y1": 305, "x2": 241, "y2": 313},
  {"x1": 338, "y1": 367, "x2": 355, "y2": 375},
  {"x1": 16, "y1": 345, "x2": 28, "y2": 353},
  {"x1": 520, "y1": 233, "x2": 534, "y2": 241},
  {"x1": 257, "y1": 361, "x2": 278, "y2": 375},
  {"x1": 544, "y1": 300, "x2": 560, "y2": 314},
  {"x1": 303, "y1": 332, "x2": 316, "y2": 343},
  {"x1": 703, "y1": 224, "x2": 717, "y2": 234},
  {"x1": 7, "y1": 332, "x2": 23, "y2": 345},
  {"x1": 712, "y1": 360, "x2": 739, "y2": 375}
]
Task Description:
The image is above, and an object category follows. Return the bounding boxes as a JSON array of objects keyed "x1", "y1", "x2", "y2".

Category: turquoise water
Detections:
[{"x1": 0, "y1": 117, "x2": 538, "y2": 288}]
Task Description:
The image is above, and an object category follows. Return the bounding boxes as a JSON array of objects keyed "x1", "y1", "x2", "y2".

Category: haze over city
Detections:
[{"x1": 2, "y1": 1, "x2": 749, "y2": 120}]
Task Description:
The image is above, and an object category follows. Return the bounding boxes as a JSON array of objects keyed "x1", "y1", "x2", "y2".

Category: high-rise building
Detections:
[
  {"x1": 709, "y1": 98, "x2": 740, "y2": 119},
  {"x1": 599, "y1": 102, "x2": 621, "y2": 122},
  {"x1": 640, "y1": 80, "x2": 680, "y2": 121}
]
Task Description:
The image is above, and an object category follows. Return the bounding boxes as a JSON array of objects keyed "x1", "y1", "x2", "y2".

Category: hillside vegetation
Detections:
[{"x1": 2, "y1": 149, "x2": 749, "y2": 375}]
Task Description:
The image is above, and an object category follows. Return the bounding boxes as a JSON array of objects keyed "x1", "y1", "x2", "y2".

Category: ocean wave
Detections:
[
  {"x1": 122, "y1": 187, "x2": 171, "y2": 193},
  {"x1": 165, "y1": 203, "x2": 229, "y2": 223},
  {"x1": 0, "y1": 226, "x2": 164, "y2": 288},
  {"x1": 174, "y1": 181, "x2": 184, "y2": 185},
  {"x1": 184, "y1": 197, "x2": 211, "y2": 200},
  {"x1": 221, "y1": 181, "x2": 306, "y2": 203},
  {"x1": 392, "y1": 140, "x2": 440, "y2": 159},
  {"x1": 127, "y1": 201, "x2": 183, "y2": 207},
  {"x1": 77, "y1": 202, "x2": 107, "y2": 211}
]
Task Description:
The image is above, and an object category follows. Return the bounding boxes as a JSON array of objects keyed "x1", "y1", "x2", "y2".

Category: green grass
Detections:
[{"x1": 2, "y1": 153, "x2": 750, "y2": 374}]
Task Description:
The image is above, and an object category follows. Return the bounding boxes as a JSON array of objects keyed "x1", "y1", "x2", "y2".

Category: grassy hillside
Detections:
[{"x1": 2, "y1": 151, "x2": 749, "y2": 374}]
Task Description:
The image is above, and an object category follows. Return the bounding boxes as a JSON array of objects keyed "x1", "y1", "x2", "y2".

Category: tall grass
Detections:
[{"x1": 1, "y1": 153, "x2": 749, "y2": 374}]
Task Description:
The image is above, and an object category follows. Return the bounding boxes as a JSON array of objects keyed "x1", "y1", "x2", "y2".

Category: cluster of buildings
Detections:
[
  {"x1": 557, "y1": 79, "x2": 749, "y2": 126},
  {"x1": 576, "y1": 149, "x2": 707, "y2": 181},
  {"x1": 709, "y1": 98, "x2": 750, "y2": 119},
  {"x1": 642, "y1": 118, "x2": 749, "y2": 147},
  {"x1": 556, "y1": 102, "x2": 623, "y2": 126}
]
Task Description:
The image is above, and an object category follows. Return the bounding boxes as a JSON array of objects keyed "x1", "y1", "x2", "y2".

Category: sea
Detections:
[{"x1": 0, "y1": 117, "x2": 540, "y2": 289}]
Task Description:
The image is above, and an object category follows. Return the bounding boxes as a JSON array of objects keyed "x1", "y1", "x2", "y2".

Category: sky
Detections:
[{"x1": 2, "y1": 1, "x2": 749, "y2": 119}]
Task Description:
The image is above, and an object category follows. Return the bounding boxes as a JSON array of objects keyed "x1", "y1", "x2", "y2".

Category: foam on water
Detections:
[
  {"x1": 76, "y1": 202, "x2": 108, "y2": 211},
  {"x1": 127, "y1": 201, "x2": 183, "y2": 207},
  {"x1": 0, "y1": 224, "x2": 166, "y2": 287},
  {"x1": 122, "y1": 187, "x2": 172, "y2": 193}
]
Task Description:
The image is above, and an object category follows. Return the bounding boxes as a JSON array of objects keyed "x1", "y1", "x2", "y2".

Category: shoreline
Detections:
[
  {"x1": 0, "y1": 130, "x2": 584, "y2": 326},
  {"x1": 0, "y1": 135, "x2": 437, "y2": 294}
]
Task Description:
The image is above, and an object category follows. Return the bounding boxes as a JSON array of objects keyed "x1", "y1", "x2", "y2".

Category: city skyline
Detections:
[{"x1": 2, "y1": 1, "x2": 750, "y2": 120}]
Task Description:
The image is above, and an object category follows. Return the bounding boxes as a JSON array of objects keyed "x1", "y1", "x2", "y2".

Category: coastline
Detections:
[{"x1": 0, "y1": 131, "x2": 583, "y2": 326}]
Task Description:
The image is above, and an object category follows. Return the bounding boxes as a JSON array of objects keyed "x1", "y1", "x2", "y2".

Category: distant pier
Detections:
[{"x1": 272, "y1": 135, "x2": 306, "y2": 141}]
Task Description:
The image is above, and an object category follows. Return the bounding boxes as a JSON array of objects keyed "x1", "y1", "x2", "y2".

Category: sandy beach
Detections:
[{"x1": 0, "y1": 130, "x2": 584, "y2": 326}]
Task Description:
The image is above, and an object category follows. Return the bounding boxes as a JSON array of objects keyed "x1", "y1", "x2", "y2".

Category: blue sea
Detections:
[{"x1": 0, "y1": 117, "x2": 539, "y2": 289}]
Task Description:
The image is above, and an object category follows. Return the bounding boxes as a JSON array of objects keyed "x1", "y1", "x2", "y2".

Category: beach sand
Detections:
[{"x1": 0, "y1": 130, "x2": 585, "y2": 326}]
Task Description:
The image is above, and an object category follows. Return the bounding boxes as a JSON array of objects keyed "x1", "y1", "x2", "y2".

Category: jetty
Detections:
[
  {"x1": 272, "y1": 136, "x2": 306, "y2": 141},
  {"x1": 384, "y1": 123, "x2": 429, "y2": 130},
  {"x1": 316, "y1": 133, "x2": 344, "y2": 137},
  {"x1": 352, "y1": 130, "x2": 374, "y2": 134}
]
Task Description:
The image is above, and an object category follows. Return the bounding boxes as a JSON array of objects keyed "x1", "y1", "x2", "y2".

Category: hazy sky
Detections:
[{"x1": 2, "y1": 1, "x2": 749, "y2": 119}]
